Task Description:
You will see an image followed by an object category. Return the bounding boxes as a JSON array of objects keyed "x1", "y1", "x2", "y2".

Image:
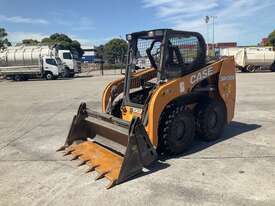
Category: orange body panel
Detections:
[
  {"x1": 218, "y1": 56, "x2": 236, "y2": 122},
  {"x1": 102, "y1": 77, "x2": 124, "y2": 113}
]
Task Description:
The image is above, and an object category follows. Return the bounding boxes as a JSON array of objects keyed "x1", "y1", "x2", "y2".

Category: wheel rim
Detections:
[
  {"x1": 46, "y1": 74, "x2": 52, "y2": 79},
  {"x1": 247, "y1": 65, "x2": 255, "y2": 72},
  {"x1": 172, "y1": 119, "x2": 186, "y2": 141},
  {"x1": 208, "y1": 110, "x2": 218, "y2": 129}
]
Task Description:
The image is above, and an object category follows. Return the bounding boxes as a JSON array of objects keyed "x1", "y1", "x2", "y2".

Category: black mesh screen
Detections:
[
  {"x1": 168, "y1": 36, "x2": 199, "y2": 64},
  {"x1": 136, "y1": 39, "x2": 161, "y2": 68}
]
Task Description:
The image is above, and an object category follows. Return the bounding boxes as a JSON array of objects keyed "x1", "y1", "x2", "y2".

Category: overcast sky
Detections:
[{"x1": 1, "y1": 0, "x2": 274, "y2": 46}]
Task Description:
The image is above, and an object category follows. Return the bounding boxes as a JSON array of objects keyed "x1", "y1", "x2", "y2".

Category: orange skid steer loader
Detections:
[{"x1": 57, "y1": 29, "x2": 236, "y2": 189}]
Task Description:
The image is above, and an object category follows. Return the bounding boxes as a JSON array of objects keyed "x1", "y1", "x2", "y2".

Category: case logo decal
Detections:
[{"x1": 190, "y1": 67, "x2": 214, "y2": 85}]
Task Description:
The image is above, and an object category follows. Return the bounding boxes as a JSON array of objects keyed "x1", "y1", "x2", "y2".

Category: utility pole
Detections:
[
  {"x1": 204, "y1": 16, "x2": 210, "y2": 56},
  {"x1": 205, "y1": 16, "x2": 217, "y2": 56},
  {"x1": 211, "y1": 16, "x2": 217, "y2": 56}
]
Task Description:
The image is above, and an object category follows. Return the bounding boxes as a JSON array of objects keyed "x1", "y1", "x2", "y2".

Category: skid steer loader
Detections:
[{"x1": 57, "y1": 29, "x2": 236, "y2": 189}]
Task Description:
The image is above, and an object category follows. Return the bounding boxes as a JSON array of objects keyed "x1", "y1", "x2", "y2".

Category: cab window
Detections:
[
  {"x1": 46, "y1": 59, "x2": 57, "y2": 66},
  {"x1": 166, "y1": 35, "x2": 199, "y2": 67},
  {"x1": 63, "y1": 53, "x2": 72, "y2": 59},
  {"x1": 164, "y1": 34, "x2": 201, "y2": 79}
]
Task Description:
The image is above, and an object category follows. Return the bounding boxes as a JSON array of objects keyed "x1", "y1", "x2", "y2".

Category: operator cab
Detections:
[{"x1": 123, "y1": 29, "x2": 206, "y2": 107}]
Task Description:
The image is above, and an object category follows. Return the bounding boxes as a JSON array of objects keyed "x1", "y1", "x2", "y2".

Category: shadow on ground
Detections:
[
  {"x1": 74, "y1": 75, "x2": 94, "y2": 78},
  {"x1": 128, "y1": 121, "x2": 261, "y2": 182},
  {"x1": 166, "y1": 121, "x2": 262, "y2": 159}
]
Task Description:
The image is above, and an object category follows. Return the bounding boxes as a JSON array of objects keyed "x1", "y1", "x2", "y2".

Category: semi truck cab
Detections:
[{"x1": 58, "y1": 50, "x2": 81, "y2": 77}]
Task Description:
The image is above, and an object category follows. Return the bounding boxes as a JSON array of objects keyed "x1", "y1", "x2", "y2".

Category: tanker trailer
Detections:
[
  {"x1": 0, "y1": 46, "x2": 64, "y2": 80},
  {"x1": 221, "y1": 47, "x2": 275, "y2": 72}
]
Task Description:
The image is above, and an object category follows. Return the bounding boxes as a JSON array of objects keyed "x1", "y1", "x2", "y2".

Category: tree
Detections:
[
  {"x1": 0, "y1": 28, "x2": 11, "y2": 49},
  {"x1": 22, "y1": 39, "x2": 39, "y2": 46},
  {"x1": 267, "y1": 30, "x2": 275, "y2": 46},
  {"x1": 40, "y1": 37, "x2": 51, "y2": 45},
  {"x1": 41, "y1": 33, "x2": 83, "y2": 57},
  {"x1": 95, "y1": 44, "x2": 104, "y2": 59},
  {"x1": 104, "y1": 38, "x2": 127, "y2": 64},
  {"x1": 70, "y1": 40, "x2": 83, "y2": 57}
]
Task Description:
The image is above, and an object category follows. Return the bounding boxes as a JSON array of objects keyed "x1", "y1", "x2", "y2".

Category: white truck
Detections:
[
  {"x1": 0, "y1": 56, "x2": 63, "y2": 81},
  {"x1": 0, "y1": 45, "x2": 81, "y2": 80},
  {"x1": 57, "y1": 49, "x2": 81, "y2": 77},
  {"x1": 220, "y1": 47, "x2": 275, "y2": 72}
]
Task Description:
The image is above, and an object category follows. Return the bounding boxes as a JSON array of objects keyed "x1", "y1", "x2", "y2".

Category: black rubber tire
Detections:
[
  {"x1": 14, "y1": 75, "x2": 23, "y2": 81},
  {"x1": 22, "y1": 75, "x2": 29, "y2": 81},
  {"x1": 45, "y1": 72, "x2": 54, "y2": 80},
  {"x1": 246, "y1": 65, "x2": 256, "y2": 72},
  {"x1": 195, "y1": 99, "x2": 226, "y2": 141},
  {"x1": 111, "y1": 99, "x2": 123, "y2": 118},
  {"x1": 271, "y1": 62, "x2": 275, "y2": 72},
  {"x1": 240, "y1": 67, "x2": 247, "y2": 73},
  {"x1": 62, "y1": 67, "x2": 71, "y2": 78},
  {"x1": 158, "y1": 105, "x2": 195, "y2": 155},
  {"x1": 69, "y1": 73, "x2": 75, "y2": 78}
]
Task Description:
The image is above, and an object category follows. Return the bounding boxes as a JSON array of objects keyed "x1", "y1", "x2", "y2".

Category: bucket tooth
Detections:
[
  {"x1": 106, "y1": 180, "x2": 116, "y2": 189},
  {"x1": 56, "y1": 145, "x2": 67, "y2": 152},
  {"x1": 77, "y1": 160, "x2": 89, "y2": 167},
  {"x1": 63, "y1": 149, "x2": 73, "y2": 156},
  {"x1": 70, "y1": 154, "x2": 81, "y2": 161},
  {"x1": 95, "y1": 171, "x2": 110, "y2": 181},
  {"x1": 85, "y1": 164, "x2": 99, "y2": 173}
]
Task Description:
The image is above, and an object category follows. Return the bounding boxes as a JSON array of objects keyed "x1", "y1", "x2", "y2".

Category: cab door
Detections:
[
  {"x1": 60, "y1": 51, "x2": 74, "y2": 70},
  {"x1": 44, "y1": 58, "x2": 59, "y2": 76}
]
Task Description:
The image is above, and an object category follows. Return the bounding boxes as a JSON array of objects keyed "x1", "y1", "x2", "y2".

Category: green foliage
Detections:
[
  {"x1": 41, "y1": 33, "x2": 83, "y2": 57},
  {"x1": 22, "y1": 39, "x2": 39, "y2": 46},
  {"x1": 267, "y1": 30, "x2": 275, "y2": 46},
  {"x1": 95, "y1": 44, "x2": 104, "y2": 59},
  {"x1": 103, "y1": 38, "x2": 127, "y2": 64},
  {"x1": 0, "y1": 28, "x2": 11, "y2": 49}
]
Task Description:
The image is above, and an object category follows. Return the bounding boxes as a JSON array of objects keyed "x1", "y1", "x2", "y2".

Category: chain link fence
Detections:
[{"x1": 80, "y1": 63, "x2": 126, "y2": 76}]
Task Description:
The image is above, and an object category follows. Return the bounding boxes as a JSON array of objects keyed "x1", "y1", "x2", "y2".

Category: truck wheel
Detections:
[
  {"x1": 62, "y1": 67, "x2": 70, "y2": 78},
  {"x1": 158, "y1": 106, "x2": 195, "y2": 155},
  {"x1": 240, "y1": 67, "x2": 247, "y2": 72},
  {"x1": 22, "y1": 75, "x2": 29, "y2": 81},
  {"x1": 271, "y1": 62, "x2": 275, "y2": 72},
  {"x1": 45, "y1": 72, "x2": 54, "y2": 80},
  {"x1": 195, "y1": 99, "x2": 226, "y2": 141},
  {"x1": 246, "y1": 65, "x2": 256, "y2": 72},
  {"x1": 14, "y1": 75, "x2": 23, "y2": 81}
]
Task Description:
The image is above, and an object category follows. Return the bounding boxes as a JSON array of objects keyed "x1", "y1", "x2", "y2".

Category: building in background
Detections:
[
  {"x1": 208, "y1": 42, "x2": 237, "y2": 51},
  {"x1": 207, "y1": 42, "x2": 237, "y2": 56},
  {"x1": 81, "y1": 45, "x2": 96, "y2": 63},
  {"x1": 260, "y1": 38, "x2": 268, "y2": 46}
]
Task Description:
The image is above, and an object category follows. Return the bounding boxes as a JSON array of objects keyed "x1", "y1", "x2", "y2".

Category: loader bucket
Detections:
[{"x1": 57, "y1": 102, "x2": 157, "y2": 189}]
